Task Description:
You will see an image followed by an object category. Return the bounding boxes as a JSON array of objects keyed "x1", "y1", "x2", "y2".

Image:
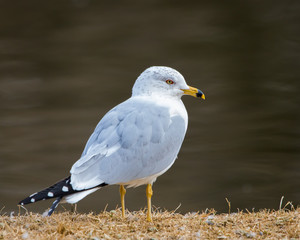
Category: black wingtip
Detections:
[
  {"x1": 19, "y1": 192, "x2": 39, "y2": 205},
  {"x1": 18, "y1": 177, "x2": 109, "y2": 215},
  {"x1": 18, "y1": 176, "x2": 76, "y2": 206},
  {"x1": 47, "y1": 196, "x2": 63, "y2": 216},
  {"x1": 18, "y1": 177, "x2": 109, "y2": 206}
]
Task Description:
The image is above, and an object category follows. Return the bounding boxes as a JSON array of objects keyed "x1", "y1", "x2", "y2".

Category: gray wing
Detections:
[{"x1": 70, "y1": 97, "x2": 187, "y2": 190}]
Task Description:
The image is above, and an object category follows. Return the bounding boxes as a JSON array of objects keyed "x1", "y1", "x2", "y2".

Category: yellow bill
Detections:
[{"x1": 182, "y1": 86, "x2": 205, "y2": 100}]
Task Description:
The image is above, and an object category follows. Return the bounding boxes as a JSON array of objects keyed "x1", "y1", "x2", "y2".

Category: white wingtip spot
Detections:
[
  {"x1": 62, "y1": 186, "x2": 69, "y2": 192},
  {"x1": 47, "y1": 192, "x2": 54, "y2": 197},
  {"x1": 30, "y1": 198, "x2": 35, "y2": 203},
  {"x1": 21, "y1": 203, "x2": 24, "y2": 206}
]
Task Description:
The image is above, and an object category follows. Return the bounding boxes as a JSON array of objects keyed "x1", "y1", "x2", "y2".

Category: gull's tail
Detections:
[{"x1": 18, "y1": 176, "x2": 107, "y2": 216}]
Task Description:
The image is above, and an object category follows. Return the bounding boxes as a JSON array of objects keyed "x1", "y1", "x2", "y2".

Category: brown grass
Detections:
[{"x1": 1, "y1": 207, "x2": 299, "y2": 239}]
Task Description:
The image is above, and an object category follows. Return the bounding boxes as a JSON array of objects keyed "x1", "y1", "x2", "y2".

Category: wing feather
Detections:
[{"x1": 70, "y1": 97, "x2": 187, "y2": 190}]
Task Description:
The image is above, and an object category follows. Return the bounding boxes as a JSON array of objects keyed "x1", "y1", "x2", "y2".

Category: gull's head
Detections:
[{"x1": 132, "y1": 66, "x2": 205, "y2": 100}]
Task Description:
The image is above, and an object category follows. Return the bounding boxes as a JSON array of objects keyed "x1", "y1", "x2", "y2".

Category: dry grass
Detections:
[{"x1": 1, "y1": 206, "x2": 299, "y2": 240}]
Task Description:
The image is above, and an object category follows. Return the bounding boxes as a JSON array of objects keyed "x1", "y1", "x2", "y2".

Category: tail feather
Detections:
[{"x1": 18, "y1": 176, "x2": 78, "y2": 205}]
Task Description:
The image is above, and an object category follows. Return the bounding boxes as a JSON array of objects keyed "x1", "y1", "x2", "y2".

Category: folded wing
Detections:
[{"x1": 70, "y1": 98, "x2": 187, "y2": 190}]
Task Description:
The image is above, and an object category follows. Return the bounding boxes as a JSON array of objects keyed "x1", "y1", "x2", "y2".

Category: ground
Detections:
[{"x1": 1, "y1": 207, "x2": 299, "y2": 239}]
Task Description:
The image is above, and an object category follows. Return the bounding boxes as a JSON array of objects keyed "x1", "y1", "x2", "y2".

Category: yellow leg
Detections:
[
  {"x1": 119, "y1": 185, "x2": 126, "y2": 218},
  {"x1": 146, "y1": 184, "x2": 153, "y2": 222}
]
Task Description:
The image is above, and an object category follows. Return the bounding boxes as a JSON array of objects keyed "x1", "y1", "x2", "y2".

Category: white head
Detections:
[{"x1": 132, "y1": 66, "x2": 205, "y2": 100}]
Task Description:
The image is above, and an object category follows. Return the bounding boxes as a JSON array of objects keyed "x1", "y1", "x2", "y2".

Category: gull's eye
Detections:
[{"x1": 166, "y1": 79, "x2": 174, "y2": 85}]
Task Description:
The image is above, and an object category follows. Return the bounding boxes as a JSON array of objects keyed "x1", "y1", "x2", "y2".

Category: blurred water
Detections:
[{"x1": 0, "y1": 1, "x2": 299, "y2": 214}]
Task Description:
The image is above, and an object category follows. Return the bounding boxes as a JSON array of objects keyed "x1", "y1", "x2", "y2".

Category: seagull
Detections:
[{"x1": 19, "y1": 66, "x2": 205, "y2": 221}]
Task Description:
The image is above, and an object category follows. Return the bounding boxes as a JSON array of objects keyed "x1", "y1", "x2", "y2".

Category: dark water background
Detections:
[{"x1": 0, "y1": 1, "x2": 299, "y2": 215}]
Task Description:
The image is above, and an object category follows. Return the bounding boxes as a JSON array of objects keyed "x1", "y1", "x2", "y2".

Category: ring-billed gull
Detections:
[{"x1": 19, "y1": 66, "x2": 205, "y2": 221}]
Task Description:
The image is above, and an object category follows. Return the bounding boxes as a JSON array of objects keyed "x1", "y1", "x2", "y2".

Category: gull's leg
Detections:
[
  {"x1": 119, "y1": 185, "x2": 126, "y2": 218},
  {"x1": 146, "y1": 184, "x2": 153, "y2": 222}
]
